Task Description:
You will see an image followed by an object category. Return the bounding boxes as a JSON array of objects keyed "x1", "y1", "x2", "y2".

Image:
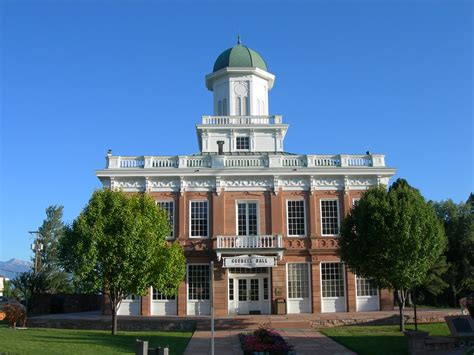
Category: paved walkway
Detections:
[{"x1": 183, "y1": 329, "x2": 355, "y2": 355}]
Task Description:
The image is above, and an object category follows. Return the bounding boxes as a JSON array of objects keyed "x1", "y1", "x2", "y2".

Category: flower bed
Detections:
[{"x1": 239, "y1": 325, "x2": 295, "y2": 355}]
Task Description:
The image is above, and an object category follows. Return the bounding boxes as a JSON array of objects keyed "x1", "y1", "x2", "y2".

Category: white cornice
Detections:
[
  {"x1": 100, "y1": 171, "x2": 396, "y2": 194},
  {"x1": 205, "y1": 67, "x2": 275, "y2": 91}
]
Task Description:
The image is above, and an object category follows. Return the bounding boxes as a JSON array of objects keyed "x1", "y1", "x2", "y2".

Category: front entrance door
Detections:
[{"x1": 235, "y1": 278, "x2": 261, "y2": 315}]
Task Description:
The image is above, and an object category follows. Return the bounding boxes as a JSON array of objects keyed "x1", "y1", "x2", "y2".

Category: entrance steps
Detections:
[{"x1": 196, "y1": 315, "x2": 312, "y2": 331}]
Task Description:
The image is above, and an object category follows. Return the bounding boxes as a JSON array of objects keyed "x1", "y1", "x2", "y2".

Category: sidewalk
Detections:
[{"x1": 183, "y1": 329, "x2": 355, "y2": 355}]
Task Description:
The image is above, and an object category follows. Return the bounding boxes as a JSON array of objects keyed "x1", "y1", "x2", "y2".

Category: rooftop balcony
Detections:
[
  {"x1": 105, "y1": 153, "x2": 386, "y2": 169},
  {"x1": 215, "y1": 235, "x2": 284, "y2": 260},
  {"x1": 201, "y1": 115, "x2": 283, "y2": 125}
]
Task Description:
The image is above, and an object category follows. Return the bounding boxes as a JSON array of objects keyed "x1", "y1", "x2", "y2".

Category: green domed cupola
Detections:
[{"x1": 213, "y1": 36, "x2": 268, "y2": 72}]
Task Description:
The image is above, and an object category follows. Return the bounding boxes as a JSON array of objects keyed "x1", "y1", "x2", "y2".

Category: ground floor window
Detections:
[
  {"x1": 356, "y1": 276, "x2": 378, "y2": 296},
  {"x1": 124, "y1": 294, "x2": 138, "y2": 300},
  {"x1": 321, "y1": 262, "x2": 345, "y2": 297},
  {"x1": 152, "y1": 288, "x2": 176, "y2": 300},
  {"x1": 187, "y1": 264, "x2": 210, "y2": 300},
  {"x1": 287, "y1": 263, "x2": 310, "y2": 299}
]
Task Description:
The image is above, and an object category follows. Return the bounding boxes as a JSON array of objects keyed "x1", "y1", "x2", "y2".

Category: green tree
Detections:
[
  {"x1": 2, "y1": 279, "x2": 13, "y2": 298},
  {"x1": 339, "y1": 179, "x2": 446, "y2": 331},
  {"x1": 30, "y1": 205, "x2": 73, "y2": 294},
  {"x1": 431, "y1": 195, "x2": 474, "y2": 306},
  {"x1": 37, "y1": 205, "x2": 65, "y2": 269},
  {"x1": 58, "y1": 189, "x2": 186, "y2": 335}
]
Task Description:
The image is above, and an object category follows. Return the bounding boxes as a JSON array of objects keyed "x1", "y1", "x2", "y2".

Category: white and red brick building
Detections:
[{"x1": 97, "y1": 40, "x2": 396, "y2": 317}]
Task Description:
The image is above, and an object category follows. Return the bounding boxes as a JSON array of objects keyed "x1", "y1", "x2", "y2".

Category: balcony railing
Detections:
[
  {"x1": 216, "y1": 235, "x2": 283, "y2": 249},
  {"x1": 201, "y1": 115, "x2": 283, "y2": 125},
  {"x1": 105, "y1": 153, "x2": 386, "y2": 169}
]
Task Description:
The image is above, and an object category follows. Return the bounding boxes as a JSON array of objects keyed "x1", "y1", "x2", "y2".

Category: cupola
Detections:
[{"x1": 205, "y1": 36, "x2": 275, "y2": 116}]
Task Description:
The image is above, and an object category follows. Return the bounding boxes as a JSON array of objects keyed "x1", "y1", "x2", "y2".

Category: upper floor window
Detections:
[
  {"x1": 190, "y1": 201, "x2": 208, "y2": 238},
  {"x1": 236, "y1": 136, "x2": 250, "y2": 150},
  {"x1": 217, "y1": 100, "x2": 223, "y2": 115},
  {"x1": 237, "y1": 201, "x2": 258, "y2": 236},
  {"x1": 157, "y1": 200, "x2": 174, "y2": 239},
  {"x1": 287, "y1": 200, "x2": 306, "y2": 236},
  {"x1": 321, "y1": 199, "x2": 339, "y2": 235}
]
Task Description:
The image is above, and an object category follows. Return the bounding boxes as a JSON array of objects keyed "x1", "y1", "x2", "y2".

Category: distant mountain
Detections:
[{"x1": 0, "y1": 258, "x2": 32, "y2": 279}]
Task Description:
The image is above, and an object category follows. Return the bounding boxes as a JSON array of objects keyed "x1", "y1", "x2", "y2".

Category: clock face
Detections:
[{"x1": 234, "y1": 83, "x2": 248, "y2": 96}]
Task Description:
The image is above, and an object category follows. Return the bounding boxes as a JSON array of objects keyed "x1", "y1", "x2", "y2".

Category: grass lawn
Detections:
[
  {"x1": 0, "y1": 323, "x2": 192, "y2": 355},
  {"x1": 320, "y1": 322, "x2": 450, "y2": 355}
]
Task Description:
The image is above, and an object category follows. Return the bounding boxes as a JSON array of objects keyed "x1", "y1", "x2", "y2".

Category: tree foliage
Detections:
[
  {"x1": 429, "y1": 195, "x2": 474, "y2": 306},
  {"x1": 37, "y1": 205, "x2": 65, "y2": 269},
  {"x1": 339, "y1": 179, "x2": 446, "y2": 331},
  {"x1": 58, "y1": 189, "x2": 186, "y2": 335}
]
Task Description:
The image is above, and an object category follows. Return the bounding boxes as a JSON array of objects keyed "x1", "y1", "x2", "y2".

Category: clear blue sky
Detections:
[{"x1": 1, "y1": 0, "x2": 472, "y2": 261}]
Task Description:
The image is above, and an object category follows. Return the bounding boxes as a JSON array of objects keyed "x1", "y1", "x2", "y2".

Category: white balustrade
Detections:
[
  {"x1": 201, "y1": 115, "x2": 283, "y2": 125},
  {"x1": 308, "y1": 155, "x2": 341, "y2": 167},
  {"x1": 186, "y1": 156, "x2": 211, "y2": 168},
  {"x1": 217, "y1": 235, "x2": 282, "y2": 249},
  {"x1": 151, "y1": 157, "x2": 178, "y2": 168},
  {"x1": 281, "y1": 156, "x2": 306, "y2": 167},
  {"x1": 118, "y1": 157, "x2": 144, "y2": 168},
  {"x1": 224, "y1": 156, "x2": 266, "y2": 167},
  {"x1": 106, "y1": 154, "x2": 382, "y2": 169}
]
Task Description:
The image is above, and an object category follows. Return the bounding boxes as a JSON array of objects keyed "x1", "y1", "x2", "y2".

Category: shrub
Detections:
[
  {"x1": 239, "y1": 324, "x2": 294, "y2": 354},
  {"x1": 3, "y1": 300, "x2": 27, "y2": 328}
]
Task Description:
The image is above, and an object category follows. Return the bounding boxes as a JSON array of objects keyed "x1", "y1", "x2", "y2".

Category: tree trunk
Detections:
[
  {"x1": 397, "y1": 289, "x2": 408, "y2": 332},
  {"x1": 110, "y1": 297, "x2": 118, "y2": 335}
]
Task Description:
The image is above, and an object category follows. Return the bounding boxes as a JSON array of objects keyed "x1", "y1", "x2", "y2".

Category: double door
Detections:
[{"x1": 229, "y1": 275, "x2": 270, "y2": 315}]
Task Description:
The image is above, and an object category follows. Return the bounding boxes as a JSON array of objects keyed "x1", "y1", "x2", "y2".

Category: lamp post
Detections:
[{"x1": 28, "y1": 231, "x2": 43, "y2": 273}]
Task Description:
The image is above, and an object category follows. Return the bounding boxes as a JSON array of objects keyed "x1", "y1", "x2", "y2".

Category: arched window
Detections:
[
  {"x1": 223, "y1": 98, "x2": 228, "y2": 115},
  {"x1": 235, "y1": 97, "x2": 241, "y2": 115},
  {"x1": 243, "y1": 96, "x2": 248, "y2": 115}
]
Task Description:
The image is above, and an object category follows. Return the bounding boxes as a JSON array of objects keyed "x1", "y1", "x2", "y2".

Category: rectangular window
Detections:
[
  {"x1": 188, "y1": 264, "x2": 210, "y2": 300},
  {"x1": 287, "y1": 200, "x2": 306, "y2": 236},
  {"x1": 124, "y1": 294, "x2": 138, "y2": 300},
  {"x1": 287, "y1": 263, "x2": 310, "y2": 299},
  {"x1": 263, "y1": 278, "x2": 269, "y2": 300},
  {"x1": 321, "y1": 199, "x2": 339, "y2": 235},
  {"x1": 321, "y1": 263, "x2": 345, "y2": 298},
  {"x1": 356, "y1": 276, "x2": 378, "y2": 297},
  {"x1": 152, "y1": 287, "x2": 176, "y2": 300},
  {"x1": 190, "y1": 201, "x2": 208, "y2": 237},
  {"x1": 237, "y1": 202, "x2": 258, "y2": 236},
  {"x1": 250, "y1": 279, "x2": 259, "y2": 301},
  {"x1": 352, "y1": 198, "x2": 360, "y2": 207},
  {"x1": 238, "y1": 279, "x2": 247, "y2": 301},
  {"x1": 229, "y1": 278, "x2": 234, "y2": 301},
  {"x1": 157, "y1": 201, "x2": 174, "y2": 238},
  {"x1": 236, "y1": 136, "x2": 250, "y2": 150}
]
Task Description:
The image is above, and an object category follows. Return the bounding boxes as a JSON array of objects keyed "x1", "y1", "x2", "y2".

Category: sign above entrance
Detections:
[{"x1": 223, "y1": 255, "x2": 276, "y2": 268}]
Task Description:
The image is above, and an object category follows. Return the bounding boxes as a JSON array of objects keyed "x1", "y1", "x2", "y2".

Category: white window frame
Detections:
[
  {"x1": 187, "y1": 263, "x2": 210, "y2": 301},
  {"x1": 189, "y1": 200, "x2": 209, "y2": 238},
  {"x1": 320, "y1": 198, "x2": 340, "y2": 236},
  {"x1": 235, "y1": 200, "x2": 260, "y2": 236},
  {"x1": 156, "y1": 200, "x2": 175, "y2": 239},
  {"x1": 352, "y1": 198, "x2": 361, "y2": 208},
  {"x1": 152, "y1": 286, "x2": 176, "y2": 300},
  {"x1": 286, "y1": 262, "x2": 311, "y2": 300},
  {"x1": 235, "y1": 136, "x2": 250, "y2": 150},
  {"x1": 355, "y1": 275, "x2": 379, "y2": 297},
  {"x1": 320, "y1": 262, "x2": 346, "y2": 299},
  {"x1": 286, "y1": 199, "x2": 307, "y2": 237}
]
